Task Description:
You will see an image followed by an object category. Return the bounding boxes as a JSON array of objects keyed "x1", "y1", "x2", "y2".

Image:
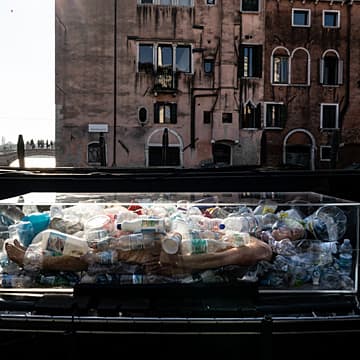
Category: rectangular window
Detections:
[
  {"x1": 321, "y1": 104, "x2": 338, "y2": 129},
  {"x1": 241, "y1": 0, "x2": 259, "y2": 12},
  {"x1": 178, "y1": 0, "x2": 192, "y2": 5},
  {"x1": 139, "y1": 0, "x2": 193, "y2": 5},
  {"x1": 323, "y1": 10, "x2": 340, "y2": 28},
  {"x1": 273, "y1": 56, "x2": 288, "y2": 84},
  {"x1": 240, "y1": 45, "x2": 262, "y2": 78},
  {"x1": 176, "y1": 45, "x2": 191, "y2": 73},
  {"x1": 206, "y1": 0, "x2": 216, "y2": 5},
  {"x1": 292, "y1": 9, "x2": 311, "y2": 27},
  {"x1": 222, "y1": 113, "x2": 233, "y2": 123},
  {"x1": 204, "y1": 59, "x2": 214, "y2": 74},
  {"x1": 320, "y1": 146, "x2": 332, "y2": 162},
  {"x1": 138, "y1": 43, "x2": 192, "y2": 73},
  {"x1": 157, "y1": 44, "x2": 173, "y2": 68},
  {"x1": 203, "y1": 111, "x2": 212, "y2": 124},
  {"x1": 241, "y1": 103, "x2": 261, "y2": 129},
  {"x1": 138, "y1": 44, "x2": 154, "y2": 73},
  {"x1": 320, "y1": 56, "x2": 343, "y2": 86},
  {"x1": 264, "y1": 103, "x2": 286, "y2": 128},
  {"x1": 154, "y1": 103, "x2": 177, "y2": 124}
]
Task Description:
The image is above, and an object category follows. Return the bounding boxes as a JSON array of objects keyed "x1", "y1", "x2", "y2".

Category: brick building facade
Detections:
[{"x1": 55, "y1": 0, "x2": 360, "y2": 169}]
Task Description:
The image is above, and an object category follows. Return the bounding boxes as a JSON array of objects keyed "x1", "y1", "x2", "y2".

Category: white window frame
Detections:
[
  {"x1": 271, "y1": 47, "x2": 290, "y2": 86},
  {"x1": 264, "y1": 102, "x2": 285, "y2": 129},
  {"x1": 289, "y1": 47, "x2": 311, "y2": 86},
  {"x1": 320, "y1": 145, "x2": 332, "y2": 162},
  {"x1": 320, "y1": 103, "x2": 339, "y2": 130},
  {"x1": 292, "y1": 9, "x2": 311, "y2": 28},
  {"x1": 138, "y1": 42, "x2": 193, "y2": 74},
  {"x1": 319, "y1": 49, "x2": 343, "y2": 86},
  {"x1": 323, "y1": 10, "x2": 340, "y2": 29},
  {"x1": 206, "y1": 0, "x2": 216, "y2": 5}
]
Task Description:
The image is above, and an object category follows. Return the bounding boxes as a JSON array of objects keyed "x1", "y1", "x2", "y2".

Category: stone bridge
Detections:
[{"x1": 0, "y1": 148, "x2": 55, "y2": 166}]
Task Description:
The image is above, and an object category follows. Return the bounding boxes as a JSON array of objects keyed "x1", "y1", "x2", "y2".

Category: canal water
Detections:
[{"x1": 9, "y1": 156, "x2": 56, "y2": 168}]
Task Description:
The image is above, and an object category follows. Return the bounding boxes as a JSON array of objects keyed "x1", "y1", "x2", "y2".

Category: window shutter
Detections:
[
  {"x1": 239, "y1": 46, "x2": 245, "y2": 77},
  {"x1": 338, "y1": 59, "x2": 343, "y2": 85},
  {"x1": 280, "y1": 105, "x2": 287, "y2": 128},
  {"x1": 255, "y1": 46, "x2": 262, "y2": 78},
  {"x1": 154, "y1": 103, "x2": 159, "y2": 124},
  {"x1": 171, "y1": 103, "x2": 177, "y2": 124},
  {"x1": 255, "y1": 103, "x2": 262, "y2": 128},
  {"x1": 319, "y1": 59, "x2": 324, "y2": 84}
]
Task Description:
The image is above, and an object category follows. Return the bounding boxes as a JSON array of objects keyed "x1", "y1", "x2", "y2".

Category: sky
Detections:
[{"x1": 0, "y1": 0, "x2": 55, "y2": 144}]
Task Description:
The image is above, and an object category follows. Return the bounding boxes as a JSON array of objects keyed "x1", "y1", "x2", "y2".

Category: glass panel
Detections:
[
  {"x1": 139, "y1": 44, "x2": 154, "y2": 72},
  {"x1": 176, "y1": 46, "x2": 190, "y2": 72},
  {"x1": 242, "y1": 0, "x2": 259, "y2": 12},
  {"x1": 323, "y1": 56, "x2": 338, "y2": 85},
  {"x1": 293, "y1": 11, "x2": 309, "y2": 26},
  {"x1": 324, "y1": 13, "x2": 338, "y2": 27},
  {"x1": 0, "y1": 191, "x2": 357, "y2": 293},
  {"x1": 273, "y1": 56, "x2": 288, "y2": 83},
  {"x1": 322, "y1": 105, "x2": 337, "y2": 128},
  {"x1": 158, "y1": 45, "x2": 173, "y2": 68}
]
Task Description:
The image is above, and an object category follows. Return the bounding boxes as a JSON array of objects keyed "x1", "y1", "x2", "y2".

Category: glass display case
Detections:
[{"x1": 0, "y1": 191, "x2": 358, "y2": 294}]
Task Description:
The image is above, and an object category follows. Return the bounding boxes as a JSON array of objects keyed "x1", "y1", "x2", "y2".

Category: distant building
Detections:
[{"x1": 55, "y1": 0, "x2": 360, "y2": 169}]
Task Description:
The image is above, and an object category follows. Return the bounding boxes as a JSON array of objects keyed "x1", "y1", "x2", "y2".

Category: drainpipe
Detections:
[
  {"x1": 112, "y1": 0, "x2": 118, "y2": 167},
  {"x1": 331, "y1": 2, "x2": 351, "y2": 168}
]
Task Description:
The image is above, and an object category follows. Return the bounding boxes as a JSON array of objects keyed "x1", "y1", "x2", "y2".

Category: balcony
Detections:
[{"x1": 153, "y1": 66, "x2": 177, "y2": 94}]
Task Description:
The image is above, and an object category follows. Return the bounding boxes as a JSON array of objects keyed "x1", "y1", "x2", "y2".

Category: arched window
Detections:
[
  {"x1": 320, "y1": 50, "x2": 343, "y2": 86},
  {"x1": 146, "y1": 128, "x2": 183, "y2": 167},
  {"x1": 290, "y1": 47, "x2": 310, "y2": 85},
  {"x1": 271, "y1": 47, "x2": 290, "y2": 85}
]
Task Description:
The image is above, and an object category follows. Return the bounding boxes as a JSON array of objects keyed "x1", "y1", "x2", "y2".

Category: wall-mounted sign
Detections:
[{"x1": 88, "y1": 124, "x2": 109, "y2": 133}]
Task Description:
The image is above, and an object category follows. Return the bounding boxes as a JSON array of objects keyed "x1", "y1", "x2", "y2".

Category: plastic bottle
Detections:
[
  {"x1": 221, "y1": 231, "x2": 251, "y2": 247},
  {"x1": 170, "y1": 216, "x2": 190, "y2": 240},
  {"x1": 90, "y1": 250, "x2": 118, "y2": 265},
  {"x1": 8, "y1": 220, "x2": 35, "y2": 247},
  {"x1": 109, "y1": 231, "x2": 155, "y2": 251},
  {"x1": 338, "y1": 238, "x2": 353, "y2": 276},
  {"x1": 117, "y1": 217, "x2": 165, "y2": 232},
  {"x1": 221, "y1": 214, "x2": 260, "y2": 233},
  {"x1": 180, "y1": 238, "x2": 232, "y2": 255},
  {"x1": 84, "y1": 214, "x2": 115, "y2": 234},
  {"x1": 32, "y1": 229, "x2": 90, "y2": 257},
  {"x1": 162, "y1": 232, "x2": 182, "y2": 254},
  {"x1": 253, "y1": 203, "x2": 277, "y2": 216},
  {"x1": 187, "y1": 215, "x2": 224, "y2": 231},
  {"x1": 21, "y1": 212, "x2": 50, "y2": 235},
  {"x1": 0, "y1": 274, "x2": 33, "y2": 288}
]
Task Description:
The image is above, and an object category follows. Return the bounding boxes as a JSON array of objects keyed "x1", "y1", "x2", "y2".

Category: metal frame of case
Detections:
[{"x1": 0, "y1": 170, "x2": 359, "y2": 358}]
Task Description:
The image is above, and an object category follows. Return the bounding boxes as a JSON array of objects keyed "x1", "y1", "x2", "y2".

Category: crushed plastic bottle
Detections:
[
  {"x1": 338, "y1": 238, "x2": 353, "y2": 276},
  {"x1": 109, "y1": 231, "x2": 156, "y2": 251}
]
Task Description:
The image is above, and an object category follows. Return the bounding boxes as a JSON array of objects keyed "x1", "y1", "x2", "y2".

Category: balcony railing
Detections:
[{"x1": 154, "y1": 67, "x2": 177, "y2": 93}]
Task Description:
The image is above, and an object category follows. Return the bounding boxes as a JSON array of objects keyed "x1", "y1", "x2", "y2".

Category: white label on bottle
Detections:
[
  {"x1": 63, "y1": 235, "x2": 89, "y2": 257},
  {"x1": 46, "y1": 231, "x2": 88, "y2": 257}
]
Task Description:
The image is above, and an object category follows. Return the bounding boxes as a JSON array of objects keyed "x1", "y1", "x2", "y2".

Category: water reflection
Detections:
[{"x1": 10, "y1": 156, "x2": 56, "y2": 168}]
